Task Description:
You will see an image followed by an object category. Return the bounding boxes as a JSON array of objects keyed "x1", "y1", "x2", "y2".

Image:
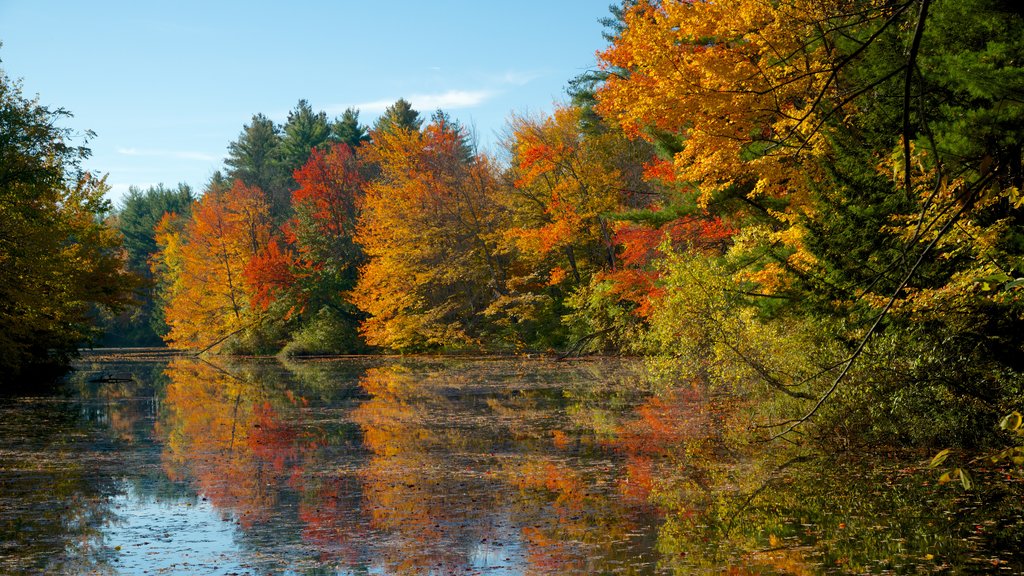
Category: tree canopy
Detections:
[{"x1": 0, "y1": 68, "x2": 137, "y2": 387}]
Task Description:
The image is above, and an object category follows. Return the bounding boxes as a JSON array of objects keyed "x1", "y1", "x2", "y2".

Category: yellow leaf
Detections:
[
  {"x1": 929, "y1": 448, "x2": 951, "y2": 468},
  {"x1": 999, "y1": 411, "x2": 1022, "y2": 431},
  {"x1": 959, "y1": 468, "x2": 973, "y2": 491}
]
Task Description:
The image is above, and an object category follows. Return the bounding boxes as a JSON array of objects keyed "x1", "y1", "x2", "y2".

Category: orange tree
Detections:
[
  {"x1": 156, "y1": 179, "x2": 279, "y2": 351},
  {"x1": 352, "y1": 114, "x2": 510, "y2": 351}
]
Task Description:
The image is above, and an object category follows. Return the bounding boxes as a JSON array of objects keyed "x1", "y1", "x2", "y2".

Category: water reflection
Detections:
[
  {"x1": 158, "y1": 358, "x2": 323, "y2": 528},
  {"x1": 0, "y1": 352, "x2": 1021, "y2": 574},
  {"x1": 149, "y1": 356, "x2": 661, "y2": 574}
]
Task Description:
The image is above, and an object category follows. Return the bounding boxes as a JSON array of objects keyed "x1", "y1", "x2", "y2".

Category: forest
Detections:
[{"x1": 3, "y1": 0, "x2": 1024, "y2": 459}]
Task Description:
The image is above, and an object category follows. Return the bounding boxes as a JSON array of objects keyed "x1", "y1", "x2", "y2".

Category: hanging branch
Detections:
[{"x1": 771, "y1": 179, "x2": 983, "y2": 441}]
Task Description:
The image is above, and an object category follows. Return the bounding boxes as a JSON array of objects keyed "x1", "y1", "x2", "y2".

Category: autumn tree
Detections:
[
  {"x1": 0, "y1": 67, "x2": 137, "y2": 387},
  {"x1": 156, "y1": 179, "x2": 277, "y2": 351},
  {"x1": 282, "y1": 142, "x2": 368, "y2": 354},
  {"x1": 499, "y1": 104, "x2": 677, "y2": 349},
  {"x1": 503, "y1": 106, "x2": 625, "y2": 286},
  {"x1": 597, "y1": 0, "x2": 1024, "y2": 442},
  {"x1": 353, "y1": 117, "x2": 508, "y2": 350},
  {"x1": 97, "y1": 183, "x2": 195, "y2": 345}
]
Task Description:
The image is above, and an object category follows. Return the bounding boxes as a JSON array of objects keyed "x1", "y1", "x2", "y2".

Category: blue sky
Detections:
[{"x1": 0, "y1": 1, "x2": 614, "y2": 204}]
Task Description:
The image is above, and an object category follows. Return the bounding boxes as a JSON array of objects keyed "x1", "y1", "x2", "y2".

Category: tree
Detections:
[
  {"x1": 372, "y1": 98, "x2": 423, "y2": 136},
  {"x1": 353, "y1": 118, "x2": 508, "y2": 350},
  {"x1": 281, "y1": 142, "x2": 368, "y2": 353},
  {"x1": 596, "y1": 0, "x2": 1024, "y2": 442},
  {"x1": 225, "y1": 113, "x2": 285, "y2": 213},
  {"x1": 331, "y1": 108, "x2": 370, "y2": 149},
  {"x1": 157, "y1": 180, "x2": 275, "y2": 351},
  {"x1": 118, "y1": 184, "x2": 195, "y2": 275},
  {"x1": 100, "y1": 183, "x2": 195, "y2": 345},
  {"x1": 0, "y1": 67, "x2": 137, "y2": 387},
  {"x1": 503, "y1": 106, "x2": 626, "y2": 287},
  {"x1": 278, "y1": 100, "x2": 331, "y2": 189}
]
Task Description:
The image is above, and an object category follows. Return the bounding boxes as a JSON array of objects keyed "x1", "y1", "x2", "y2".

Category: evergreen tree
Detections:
[
  {"x1": 331, "y1": 107, "x2": 370, "y2": 149},
  {"x1": 118, "y1": 184, "x2": 196, "y2": 274},
  {"x1": 372, "y1": 98, "x2": 423, "y2": 136},
  {"x1": 225, "y1": 113, "x2": 282, "y2": 194},
  {"x1": 279, "y1": 99, "x2": 331, "y2": 178}
]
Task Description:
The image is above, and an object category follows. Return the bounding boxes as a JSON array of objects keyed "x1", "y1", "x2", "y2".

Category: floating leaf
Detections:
[
  {"x1": 975, "y1": 272, "x2": 1012, "y2": 289},
  {"x1": 999, "y1": 412, "x2": 1022, "y2": 431},
  {"x1": 958, "y1": 468, "x2": 973, "y2": 490},
  {"x1": 1004, "y1": 278, "x2": 1024, "y2": 290},
  {"x1": 929, "y1": 449, "x2": 951, "y2": 468}
]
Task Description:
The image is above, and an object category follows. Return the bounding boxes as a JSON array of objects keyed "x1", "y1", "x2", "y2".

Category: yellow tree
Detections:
[
  {"x1": 353, "y1": 115, "x2": 508, "y2": 350},
  {"x1": 157, "y1": 180, "x2": 274, "y2": 350},
  {"x1": 503, "y1": 106, "x2": 629, "y2": 286},
  {"x1": 596, "y1": 0, "x2": 842, "y2": 198},
  {"x1": 594, "y1": 0, "x2": 866, "y2": 292}
]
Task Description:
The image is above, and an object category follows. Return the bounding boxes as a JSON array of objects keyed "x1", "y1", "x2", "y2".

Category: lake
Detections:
[{"x1": 1, "y1": 350, "x2": 1021, "y2": 574}]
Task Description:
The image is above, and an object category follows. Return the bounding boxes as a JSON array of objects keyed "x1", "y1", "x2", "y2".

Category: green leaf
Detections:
[
  {"x1": 999, "y1": 412, "x2": 1022, "y2": 431},
  {"x1": 975, "y1": 272, "x2": 1012, "y2": 285},
  {"x1": 929, "y1": 448, "x2": 951, "y2": 468},
  {"x1": 959, "y1": 468, "x2": 973, "y2": 490}
]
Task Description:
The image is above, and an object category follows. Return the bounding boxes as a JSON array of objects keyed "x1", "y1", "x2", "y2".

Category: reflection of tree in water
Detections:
[
  {"x1": 0, "y1": 398, "x2": 120, "y2": 574},
  {"x1": 157, "y1": 356, "x2": 383, "y2": 571},
  {"x1": 159, "y1": 355, "x2": 1024, "y2": 573},
  {"x1": 350, "y1": 365, "x2": 487, "y2": 575},
  {"x1": 157, "y1": 357, "x2": 313, "y2": 528},
  {"x1": 297, "y1": 472, "x2": 369, "y2": 567},
  {"x1": 69, "y1": 353, "x2": 172, "y2": 444},
  {"x1": 589, "y1": 371, "x2": 1024, "y2": 573},
  {"x1": 486, "y1": 364, "x2": 664, "y2": 575}
]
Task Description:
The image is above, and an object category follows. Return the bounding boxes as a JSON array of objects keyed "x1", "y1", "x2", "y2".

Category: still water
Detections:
[{"x1": 1, "y1": 350, "x2": 1021, "y2": 575}]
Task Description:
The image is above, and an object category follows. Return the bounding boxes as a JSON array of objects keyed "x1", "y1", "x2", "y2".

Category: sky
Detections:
[{"x1": 0, "y1": 1, "x2": 614, "y2": 204}]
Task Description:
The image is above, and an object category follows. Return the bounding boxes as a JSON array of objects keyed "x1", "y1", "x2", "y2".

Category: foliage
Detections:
[
  {"x1": 225, "y1": 113, "x2": 285, "y2": 214},
  {"x1": 278, "y1": 99, "x2": 332, "y2": 184},
  {"x1": 0, "y1": 68, "x2": 137, "y2": 387},
  {"x1": 331, "y1": 107, "x2": 370, "y2": 149},
  {"x1": 281, "y1": 142, "x2": 368, "y2": 354},
  {"x1": 353, "y1": 118, "x2": 508, "y2": 350},
  {"x1": 593, "y1": 0, "x2": 1024, "y2": 448},
  {"x1": 372, "y1": 98, "x2": 422, "y2": 135},
  {"x1": 98, "y1": 183, "x2": 195, "y2": 345},
  {"x1": 131, "y1": 1, "x2": 1024, "y2": 472},
  {"x1": 155, "y1": 179, "x2": 278, "y2": 351}
]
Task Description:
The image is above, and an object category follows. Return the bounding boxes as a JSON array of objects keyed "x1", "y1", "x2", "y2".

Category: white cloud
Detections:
[
  {"x1": 117, "y1": 147, "x2": 218, "y2": 162},
  {"x1": 330, "y1": 99, "x2": 394, "y2": 115},
  {"x1": 105, "y1": 182, "x2": 155, "y2": 203},
  {"x1": 332, "y1": 89, "x2": 498, "y2": 116},
  {"x1": 495, "y1": 70, "x2": 543, "y2": 86},
  {"x1": 412, "y1": 89, "x2": 496, "y2": 110}
]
